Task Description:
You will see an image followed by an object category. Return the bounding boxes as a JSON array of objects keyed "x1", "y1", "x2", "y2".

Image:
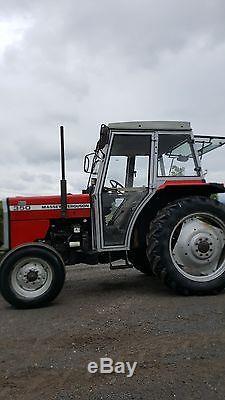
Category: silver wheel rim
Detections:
[
  {"x1": 169, "y1": 212, "x2": 225, "y2": 282},
  {"x1": 11, "y1": 257, "x2": 53, "y2": 298}
]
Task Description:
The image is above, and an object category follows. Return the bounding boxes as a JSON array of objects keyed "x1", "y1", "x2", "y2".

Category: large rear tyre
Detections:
[
  {"x1": 0, "y1": 243, "x2": 65, "y2": 308},
  {"x1": 147, "y1": 196, "x2": 225, "y2": 295}
]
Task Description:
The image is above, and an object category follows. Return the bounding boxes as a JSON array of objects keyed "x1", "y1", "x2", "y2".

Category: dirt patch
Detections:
[{"x1": 0, "y1": 265, "x2": 225, "y2": 399}]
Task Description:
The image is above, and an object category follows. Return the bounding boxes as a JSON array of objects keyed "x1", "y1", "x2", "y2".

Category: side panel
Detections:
[
  {"x1": 10, "y1": 220, "x2": 50, "y2": 248},
  {"x1": 8, "y1": 193, "x2": 91, "y2": 249}
]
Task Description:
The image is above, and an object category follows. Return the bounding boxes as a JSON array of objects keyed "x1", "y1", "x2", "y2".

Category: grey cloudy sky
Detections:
[{"x1": 0, "y1": 0, "x2": 225, "y2": 198}]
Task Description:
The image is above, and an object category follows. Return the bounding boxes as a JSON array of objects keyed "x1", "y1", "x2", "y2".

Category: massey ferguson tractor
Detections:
[{"x1": 0, "y1": 121, "x2": 225, "y2": 308}]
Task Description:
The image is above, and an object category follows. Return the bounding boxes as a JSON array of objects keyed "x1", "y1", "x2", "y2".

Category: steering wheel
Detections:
[{"x1": 110, "y1": 179, "x2": 124, "y2": 189}]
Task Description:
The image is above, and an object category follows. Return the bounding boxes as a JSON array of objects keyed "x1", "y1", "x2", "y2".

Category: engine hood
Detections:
[{"x1": 8, "y1": 193, "x2": 91, "y2": 221}]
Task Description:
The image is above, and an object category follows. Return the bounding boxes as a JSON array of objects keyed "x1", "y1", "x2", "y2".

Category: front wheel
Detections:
[
  {"x1": 147, "y1": 196, "x2": 225, "y2": 295},
  {"x1": 0, "y1": 243, "x2": 65, "y2": 308}
]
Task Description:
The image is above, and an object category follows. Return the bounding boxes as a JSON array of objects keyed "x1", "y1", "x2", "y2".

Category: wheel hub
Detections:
[
  {"x1": 17, "y1": 263, "x2": 47, "y2": 290},
  {"x1": 197, "y1": 240, "x2": 210, "y2": 254},
  {"x1": 11, "y1": 258, "x2": 52, "y2": 296},
  {"x1": 26, "y1": 270, "x2": 39, "y2": 282},
  {"x1": 171, "y1": 215, "x2": 225, "y2": 279},
  {"x1": 190, "y1": 234, "x2": 215, "y2": 260}
]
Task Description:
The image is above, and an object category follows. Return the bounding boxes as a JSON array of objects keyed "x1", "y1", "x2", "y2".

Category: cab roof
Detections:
[{"x1": 107, "y1": 121, "x2": 191, "y2": 131}]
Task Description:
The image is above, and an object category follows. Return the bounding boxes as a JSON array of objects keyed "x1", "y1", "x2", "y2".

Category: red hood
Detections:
[
  {"x1": 8, "y1": 193, "x2": 91, "y2": 221},
  {"x1": 8, "y1": 193, "x2": 90, "y2": 206}
]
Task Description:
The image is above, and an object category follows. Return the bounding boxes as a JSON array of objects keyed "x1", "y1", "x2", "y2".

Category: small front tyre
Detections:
[{"x1": 0, "y1": 243, "x2": 65, "y2": 308}]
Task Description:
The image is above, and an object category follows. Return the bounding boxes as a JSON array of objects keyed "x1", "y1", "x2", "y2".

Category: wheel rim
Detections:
[
  {"x1": 169, "y1": 213, "x2": 225, "y2": 282},
  {"x1": 11, "y1": 257, "x2": 53, "y2": 298}
]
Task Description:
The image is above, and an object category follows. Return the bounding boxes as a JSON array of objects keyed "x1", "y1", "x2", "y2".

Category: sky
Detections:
[{"x1": 0, "y1": 0, "x2": 225, "y2": 198}]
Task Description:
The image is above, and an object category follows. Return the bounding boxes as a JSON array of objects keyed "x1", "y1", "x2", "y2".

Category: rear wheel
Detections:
[
  {"x1": 147, "y1": 196, "x2": 225, "y2": 295},
  {"x1": 0, "y1": 243, "x2": 65, "y2": 308}
]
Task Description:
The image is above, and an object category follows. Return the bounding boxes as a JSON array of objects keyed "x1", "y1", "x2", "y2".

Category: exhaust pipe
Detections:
[{"x1": 60, "y1": 126, "x2": 67, "y2": 218}]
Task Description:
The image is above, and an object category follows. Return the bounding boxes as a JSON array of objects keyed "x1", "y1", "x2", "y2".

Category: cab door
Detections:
[{"x1": 93, "y1": 132, "x2": 153, "y2": 251}]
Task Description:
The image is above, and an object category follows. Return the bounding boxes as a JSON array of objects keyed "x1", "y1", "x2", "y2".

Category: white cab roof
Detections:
[{"x1": 108, "y1": 121, "x2": 191, "y2": 131}]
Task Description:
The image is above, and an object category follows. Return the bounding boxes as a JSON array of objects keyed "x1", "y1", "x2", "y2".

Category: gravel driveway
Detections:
[{"x1": 0, "y1": 264, "x2": 225, "y2": 400}]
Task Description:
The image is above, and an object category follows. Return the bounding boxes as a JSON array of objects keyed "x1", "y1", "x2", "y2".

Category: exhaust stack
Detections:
[{"x1": 60, "y1": 126, "x2": 67, "y2": 218}]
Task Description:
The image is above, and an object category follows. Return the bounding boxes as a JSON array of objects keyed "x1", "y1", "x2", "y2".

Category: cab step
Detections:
[{"x1": 109, "y1": 252, "x2": 133, "y2": 270}]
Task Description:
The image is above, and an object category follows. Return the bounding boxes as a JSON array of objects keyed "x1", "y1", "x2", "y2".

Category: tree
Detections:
[
  {"x1": 211, "y1": 193, "x2": 218, "y2": 201},
  {"x1": 170, "y1": 165, "x2": 185, "y2": 176}
]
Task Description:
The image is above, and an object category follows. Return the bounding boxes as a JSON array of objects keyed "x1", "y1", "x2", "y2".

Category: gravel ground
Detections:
[{"x1": 1, "y1": 264, "x2": 225, "y2": 400}]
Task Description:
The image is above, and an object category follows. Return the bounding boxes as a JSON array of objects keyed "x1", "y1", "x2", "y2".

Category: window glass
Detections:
[
  {"x1": 134, "y1": 156, "x2": 149, "y2": 187},
  {"x1": 104, "y1": 134, "x2": 150, "y2": 189},
  {"x1": 105, "y1": 156, "x2": 127, "y2": 187},
  {"x1": 158, "y1": 134, "x2": 197, "y2": 177}
]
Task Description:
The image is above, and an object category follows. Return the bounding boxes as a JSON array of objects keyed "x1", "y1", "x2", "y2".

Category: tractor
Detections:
[{"x1": 0, "y1": 121, "x2": 225, "y2": 308}]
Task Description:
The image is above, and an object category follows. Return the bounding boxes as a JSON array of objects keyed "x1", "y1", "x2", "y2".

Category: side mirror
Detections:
[
  {"x1": 98, "y1": 124, "x2": 109, "y2": 150},
  {"x1": 83, "y1": 153, "x2": 94, "y2": 173}
]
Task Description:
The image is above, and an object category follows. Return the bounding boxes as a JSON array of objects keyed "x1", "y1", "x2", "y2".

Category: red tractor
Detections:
[{"x1": 0, "y1": 121, "x2": 225, "y2": 308}]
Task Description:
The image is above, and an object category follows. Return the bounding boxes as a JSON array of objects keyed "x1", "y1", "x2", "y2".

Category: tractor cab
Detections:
[{"x1": 84, "y1": 121, "x2": 225, "y2": 252}]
